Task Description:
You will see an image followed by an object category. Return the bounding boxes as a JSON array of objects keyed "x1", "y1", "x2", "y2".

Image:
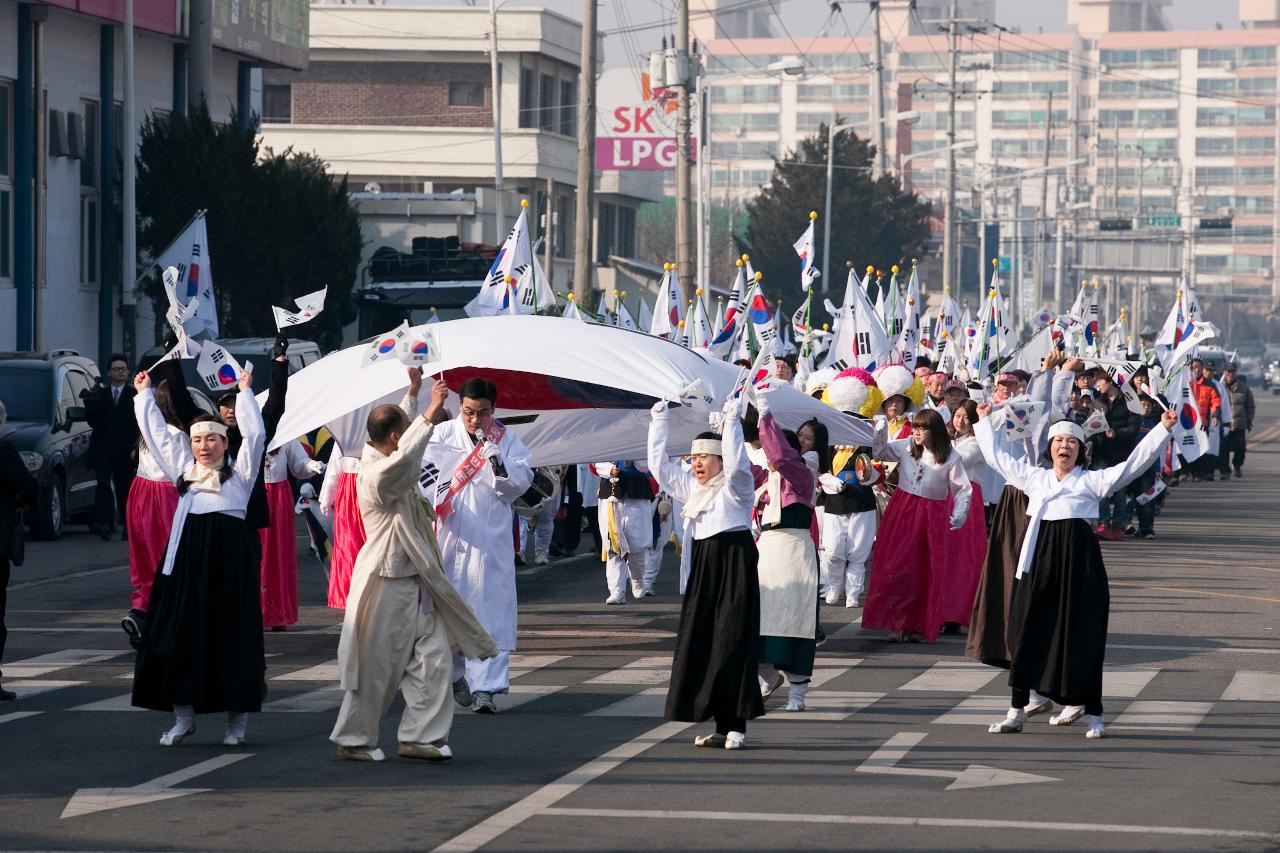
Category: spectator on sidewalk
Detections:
[
  {"x1": 1189, "y1": 359, "x2": 1222, "y2": 481},
  {"x1": 1219, "y1": 363, "x2": 1255, "y2": 480},
  {"x1": 83, "y1": 354, "x2": 138, "y2": 540},
  {"x1": 0, "y1": 400, "x2": 41, "y2": 701}
]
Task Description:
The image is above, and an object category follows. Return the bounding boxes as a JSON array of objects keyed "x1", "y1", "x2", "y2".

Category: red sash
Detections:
[{"x1": 435, "y1": 421, "x2": 507, "y2": 521}]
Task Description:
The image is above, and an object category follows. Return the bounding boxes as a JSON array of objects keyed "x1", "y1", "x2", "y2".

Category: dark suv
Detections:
[{"x1": 0, "y1": 350, "x2": 101, "y2": 539}]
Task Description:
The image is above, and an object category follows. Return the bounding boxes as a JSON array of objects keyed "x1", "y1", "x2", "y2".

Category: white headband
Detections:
[
  {"x1": 1047, "y1": 420, "x2": 1086, "y2": 444},
  {"x1": 190, "y1": 421, "x2": 229, "y2": 438},
  {"x1": 689, "y1": 438, "x2": 723, "y2": 456}
]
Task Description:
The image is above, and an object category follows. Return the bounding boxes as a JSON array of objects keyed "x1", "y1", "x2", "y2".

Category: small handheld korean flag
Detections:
[
  {"x1": 148, "y1": 331, "x2": 200, "y2": 371},
  {"x1": 361, "y1": 320, "x2": 411, "y2": 368},
  {"x1": 1134, "y1": 479, "x2": 1166, "y2": 506},
  {"x1": 675, "y1": 378, "x2": 714, "y2": 413},
  {"x1": 990, "y1": 396, "x2": 1046, "y2": 441},
  {"x1": 792, "y1": 212, "x2": 820, "y2": 291},
  {"x1": 196, "y1": 340, "x2": 244, "y2": 392},
  {"x1": 272, "y1": 286, "x2": 328, "y2": 330},
  {"x1": 397, "y1": 325, "x2": 442, "y2": 367},
  {"x1": 1082, "y1": 409, "x2": 1110, "y2": 438}
]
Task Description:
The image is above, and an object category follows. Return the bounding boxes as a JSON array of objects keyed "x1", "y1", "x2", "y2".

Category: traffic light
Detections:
[
  {"x1": 1099, "y1": 218, "x2": 1133, "y2": 231},
  {"x1": 1197, "y1": 216, "x2": 1233, "y2": 230}
]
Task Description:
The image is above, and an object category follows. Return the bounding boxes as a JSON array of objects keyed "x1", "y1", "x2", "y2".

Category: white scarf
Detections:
[
  {"x1": 182, "y1": 462, "x2": 224, "y2": 493},
  {"x1": 681, "y1": 471, "x2": 726, "y2": 520}
]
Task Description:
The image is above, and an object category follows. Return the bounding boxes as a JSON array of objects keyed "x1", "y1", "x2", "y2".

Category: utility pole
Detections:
[
  {"x1": 571, "y1": 0, "x2": 596, "y2": 302},
  {"x1": 121, "y1": 0, "x2": 137, "y2": 364},
  {"x1": 1033, "y1": 90, "x2": 1052, "y2": 314},
  {"x1": 870, "y1": 0, "x2": 888, "y2": 178},
  {"x1": 188, "y1": 0, "x2": 212, "y2": 110},
  {"x1": 675, "y1": 0, "x2": 693, "y2": 307},
  {"x1": 942, "y1": 0, "x2": 959, "y2": 289},
  {"x1": 489, "y1": 0, "x2": 505, "y2": 242}
]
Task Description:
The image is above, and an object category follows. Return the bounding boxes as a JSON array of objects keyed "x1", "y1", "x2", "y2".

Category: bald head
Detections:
[{"x1": 367, "y1": 404, "x2": 411, "y2": 453}]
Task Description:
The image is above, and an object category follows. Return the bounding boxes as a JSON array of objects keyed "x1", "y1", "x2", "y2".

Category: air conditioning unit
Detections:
[
  {"x1": 363, "y1": 182, "x2": 381, "y2": 193},
  {"x1": 47, "y1": 109, "x2": 69, "y2": 158},
  {"x1": 67, "y1": 112, "x2": 86, "y2": 159}
]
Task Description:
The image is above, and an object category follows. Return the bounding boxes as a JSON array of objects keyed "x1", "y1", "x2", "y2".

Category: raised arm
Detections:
[
  {"x1": 973, "y1": 414, "x2": 1038, "y2": 490},
  {"x1": 720, "y1": 407, "x2": 755, "y2": 500},
  {"x1": 132, "y1": 381, "x2": 192, "y2": 483},
  {"x1": 646, "y1": 404, "x2": 693, "y2": 503},
  {"x1": 232, "y1": 377, "x2": 266, "y2": 484},
  {"x1": 758, "y1": 411, "x2": 813, "y2": 497},
  {"x1": 261, "y1": 356, "x2": 290, "y2": 446},
  {"x1": 1084, "y1": 420, "x2": 1173, "y2": 498},
  {"x1": 147, "y1": 354, "x2": 201, "y2": 427}
]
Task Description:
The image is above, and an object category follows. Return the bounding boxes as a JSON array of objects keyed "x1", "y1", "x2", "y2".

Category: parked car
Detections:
[
  {"x1": 1265, "y1": 360, "x2": 1280, "y2": 393},
  {"x1": 138, "y1": 337, "x2": 323, "y2": 407},
  {"x1": 0, "y1": 350, "x2": 101, "y2": 539}
]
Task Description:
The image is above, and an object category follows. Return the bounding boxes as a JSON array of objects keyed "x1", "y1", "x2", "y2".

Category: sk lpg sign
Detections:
[{"x1": 596, "y1": 137, "x2": 697, "y2": 170}]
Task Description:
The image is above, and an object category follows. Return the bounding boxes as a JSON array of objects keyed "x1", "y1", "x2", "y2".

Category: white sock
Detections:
[
  {"x1": 226, "y1": 712, "x2": 248, "y2": 739},
  {"x1": 787, "y1": 679, "x2": 811, "y2": 705},
  {"x1": 1029, "y1": 689, "x2": 1048, "y2": 706},
  {"x1": 164, "y1": 705, "x2": 195, "y2": 740}
]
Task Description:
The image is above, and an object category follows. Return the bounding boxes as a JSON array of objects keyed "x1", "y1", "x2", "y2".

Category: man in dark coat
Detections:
[
  {"x1": 83, "y1": 354, "x2": 138, "y2": 540},
  {"x1": 1, "y1": 399, "x2": 42, "y2": 700},
  {"x1": 1219, "y1": 363, "x2": 1255, "y2": 479}
]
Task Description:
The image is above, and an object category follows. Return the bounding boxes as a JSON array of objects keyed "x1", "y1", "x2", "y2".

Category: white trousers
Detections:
[
  {"x1": 819, "y1": 509, "x2": 877, "y2": 600},
  {"x1": 452, "y1": 649, "x2": 511, "y2": 695},
  {"x1": 330, "y1": 576, "x2": 453, "y2": 748},
  {"x1": 518, "y1": 503, "x2": 555, "y2": 559},
  {"x1": 644, "y1": 511, "x2": 673, "y2": 589},
  {"x1": 599, "y1": 499, "x2": 653, "y2": 595}
]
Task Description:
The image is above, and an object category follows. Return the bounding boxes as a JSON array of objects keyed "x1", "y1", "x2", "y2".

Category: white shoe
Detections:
[
  {"x1": 604, "y1": 593, "x2": 625, "y2": 605},
  {"x1": 693, "y1": 732, "x2": 726, "y2": 748},
  {"x1": 824, "y1": 590, "x2": 841, "y2": 606},
  {"x1": 222, "y1": 734, "x2": 246, "y2": 746},
  {"x1": 159, "y1": 723, "x2": 195, "y2": 747},
  {"x1": 336, "y1": 745, "x2": 386, "y2": 762},
  {"x1": 1050, "y1": 705, "x2": 1086, "y2": 726},
  {"x1": 534, "y1": 554, "x2": 550, "y2": 566},
  {"x1": 724, "y1": 731, "x2": 746, "y2": 750},
  {"x1": 785, "y1": 698, "x2": 805, "y2": 712},
  {"x1": 988, "y1": 708, "x2": 1026, "y2": 734},
  {"x1": 844, "y1": 596, "x2": 858, "y2": 609},
  {"x1": 630, "y1": 584, "x2": 645, "y2": 599},
  {"x1": 642, "y1": 586, "x2": 655, "y2": 597},
  {"x1": 759, "y1": 671, "x2": 784, "y2": 699},
  {"x1": 472, "y1": 691, "x2": 497, "y2": 714},
  {"x1": 1083, "y1": 715, "x2": 1106, "y2": 739},
  {"x1": 1025, "y1": 696, "x2": 1054, "y2": 717}
]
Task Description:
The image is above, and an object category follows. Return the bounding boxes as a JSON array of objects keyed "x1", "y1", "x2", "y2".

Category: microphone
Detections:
[{"x1": 475, "y1": 429, "x2": 507, "y2": 478}]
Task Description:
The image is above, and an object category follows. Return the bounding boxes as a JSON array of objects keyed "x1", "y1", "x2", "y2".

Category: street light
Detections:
[
  {"x1": 897, "y1": 138, "x2": 978, "y2": 173},
  {"x1": 765, "y1": 57, "x2": 806, "y2": 76},
  {"x1": 822, "y1": 110, "x2": 922, "y2": 287}
]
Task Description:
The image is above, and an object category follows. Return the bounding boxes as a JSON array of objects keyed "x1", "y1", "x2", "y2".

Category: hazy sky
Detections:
[{"x1": 506, "y1": 0, "x2": 1243, "y2": 66}]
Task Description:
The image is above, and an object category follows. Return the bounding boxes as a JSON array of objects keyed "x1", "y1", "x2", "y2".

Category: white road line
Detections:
[
  {"x1": 1102, "y1": 666, "x2": 1161, "y2": 698},
  {"x1": 828, "y1": 616, "x2": 863, "y2": 640},
  {"x1": 931, "y1": 696, "x2": 1009, "y2": 726},
  {"x1": 0, "y1": 711, "x2": 42, "y2": 726},
  {"x1": 8, "y1": 564, "x2": 127, "y2": 592},
  {"x1": 1111, "y1": 701, "x2": 1214, "y2": 733},
  {"x1": 1109, "y1": 642, "x2": 1280, "y2": 656},
  {"x1": 534, "y1": 808, "x2": 1280, "y2": 843},
  {"x1": 272, "y1": 661, "x2": 339, "y2": 682},
  {"x1": 1221, "y1": 670, "x2": 1280, "y2": 701},
  {"x1": 68, "y1": 692, "x2": 142, "y2": 712},
  {"x1": 263, "y1": 687, "x2": 345, "y2": 713},
  {"x1": 6, "y1": 680, "x2": 86, "y2": 699},
  {"x1": 584, "y1": 656, "x2": 671, "y2": 685},
  {"x1": 508, "y1": 654, "x2": 568, "y2": 678},
  {"x1": 4, "y1": 649, "x2": 129, "y2": 678},
  {"x1": 500, "y1": 684, "x2": 566, "y2": 711},
  {"x1": 898, "y1": 661, "x2": 1001, "y2": 693},
  {"x1": 758, "y1": 691, "x2": 884, "y2": 722},
  {"x1": 431, "y1": 720, "x2": 692, "y2": 853},
  {"x1": 586, "y1": 687, "x2": 666, "y2": 718}
]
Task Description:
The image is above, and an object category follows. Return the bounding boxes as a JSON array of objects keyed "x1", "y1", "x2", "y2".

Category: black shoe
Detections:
[
  {"x1": 92, "y1": 523, "x2": 112, "y2": 541},
  {"x1": 514, "y1": 554, "x2": 525, "y2": 567},
  {"x1": 122, "y1": 610, "x2": 145, "y2": 649},
  {"x1": 120, "y1": 528, "x2": 128, "y2": 542},
  {"x1": 1235, "y1": 468, "x2": 1243, "y2": 479},
  {"x1": 0, "y1": 686, "x2": 16, "y2": 701},
  {"x1": 1140, "y1": 532, "x2": 1156, "y2": 540}
]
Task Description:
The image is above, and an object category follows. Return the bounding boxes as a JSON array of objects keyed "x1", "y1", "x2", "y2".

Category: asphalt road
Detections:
[{"x1": 2, "y1": 395, "x2": 1279, "y2": 853}]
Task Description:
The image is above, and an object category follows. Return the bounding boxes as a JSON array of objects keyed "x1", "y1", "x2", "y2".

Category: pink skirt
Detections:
[
  {"x1": 941, "y1": 481, "x2": 986, "y2": 626},
  {"x1": 861, "y1": 490, "x2": 951, "y2": 643},
  {"x1": 125, "y1": 477, "x2": 179, "y2": 613},
  {"x1": 326, "y1": 472, "x2": 365, "y2": 609},
  {"x1": 259, "y1": 481, "x2": 299, "y2": 628}
]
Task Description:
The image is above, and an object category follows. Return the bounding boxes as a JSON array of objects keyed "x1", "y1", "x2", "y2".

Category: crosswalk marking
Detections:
[
  {"x1": 1103, "y1": 667, "x2": 1160, "y2": 698},
  {"x1": 4, "y1": 650, "x2": 128, "y2": 678},
  {"x1": 931, "y1": 696, "x2": 1009, "y2": 725},
  {"x1": 509, "y1": 655, "x2": 568, "y2": 678},
  {"x1": 759, "y1": 691, "x2": 885, "y2": 722},
  {"x1": 586, "y1": 687, "x2": 666, "y2": 718},
  {"x1": 1220, "y1": 671, "x2": 1280, "y2": 702},
  {"x1": 263, "y1": 688, "x2": 345, "y2": 713},
  {"x1": 899, "y1": 661, "x2": 1001, "y2": 693},
  {"x1": 584, "y1": 656, "x2": 671, "y2": 685},
  {"x1": 273, "y1": 661, "x2": 339, "y2": 682},
  {"x1": 828, "y1": 617, "x2": 863, "y2": 640},
  {"x1": 588, "y1": 666, "x2": 860, "y2": 719},
  {"x1": 68, "y1": 693, "x2": 140, "y2": 712},
  {"x1": 501, "y1": 684, "x2": 566, "y2": 711},
  {"x1": 0, "y1": 711, "x2": 42, "y2": 726},
  {"x1": 1111, "y1": 701, "x2": 1214, "y2": 732},
  {"x1": 7, "y1": 680, "x2": 86, "y2": 699}
]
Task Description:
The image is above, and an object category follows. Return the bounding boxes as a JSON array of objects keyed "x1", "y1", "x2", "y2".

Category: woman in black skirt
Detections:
[
  {"x1": 131, "y1": 367, "x2": 266, "y2": 747},
  {"x1": 973, "y1": 408, "x2": 1176, "y2": 739},
  {"x1": 647, "y1": 396, "x2": 762, "y2": 750}
]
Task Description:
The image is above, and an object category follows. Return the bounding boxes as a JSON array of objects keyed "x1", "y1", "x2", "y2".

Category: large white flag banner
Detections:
[
  {"x1": 195, "y1": 339, "x2": 243, "y2": 392},
  {"x1": 156, "y1": 213, "x2": 219, "y2": 338},
  {"x1": 272, "y1": 286, "x2": 328, "y2": 330},
  {"x1": 792, "y1": 215, "x2": 820, "y2": 290},
  {"x1": 466, "y1": 207, "x2": 532, "y2": 317}
]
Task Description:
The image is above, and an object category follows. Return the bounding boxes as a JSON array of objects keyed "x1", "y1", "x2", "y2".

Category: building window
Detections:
[
  {"x1": 559, "y1": 79, "x2": 575, "y2": 136},
  {"x1": 0, "y1": 81, "x2": 11, "y2": 280},
  {"x1": 262, "y1": 84, "x2": 292, "y2": 122},
  {"x1": 80, "y1": 100, "x2": 99, "y2": 190},
  {"x1": 538, "y1": 74, "x2": 555, "y2": 130},
  {"x1": 519, "y1": 67, "x2": 537, "y2": 129},
  {"x1": 596, "y1": 201, "x2": 615, "y2": 265},
  {"x1": 555, "y1": 194, "x2": 570, "y2": 259},
  {"x1": 448, "y1": 81, "x2": 485, "y2": 107},
  {"x1": 80, "y1": 195, "x2": 98, "y2": 285}
]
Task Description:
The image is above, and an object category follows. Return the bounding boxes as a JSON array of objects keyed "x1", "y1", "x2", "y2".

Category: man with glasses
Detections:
[{"x1": 421, "y1": 378, "x2": 533, "y2": 714}]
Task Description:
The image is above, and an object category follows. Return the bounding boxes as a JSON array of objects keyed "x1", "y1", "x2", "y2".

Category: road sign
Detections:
[{"x1": 1146, "y1": 214, "x2": 1181, "y2": 228}]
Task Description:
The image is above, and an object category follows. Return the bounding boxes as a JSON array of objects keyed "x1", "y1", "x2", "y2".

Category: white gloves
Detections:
[
  {"x1": 481, "y1": 442, "x2": 502, "y2": 462},
  {"x1": 818, "y1": 473, "x2": 843, "y2": 495},
  {"x1": 651, "y1": 399, "x2": 669, "y2": 418},
  {"x1": 319, "y1": 503, "x2": 331, "y2": 517},
  {"x1": 310, "y1": 460, "x2": 327, "y2": 477},
  {"x1": 754, "y1": 387, "x2": 772, "y2": 416},
  {"x1": 948, "y1": 514, "x2": 964, "y2": 531}
]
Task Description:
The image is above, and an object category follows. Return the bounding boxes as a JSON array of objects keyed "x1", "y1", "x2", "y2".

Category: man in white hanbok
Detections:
[
  {"x1": 422, "y1": 377, "x2": 533, "y2": 714},
  {"x1": 331, "y1": 372, "x2": 497, "y2": 762}
]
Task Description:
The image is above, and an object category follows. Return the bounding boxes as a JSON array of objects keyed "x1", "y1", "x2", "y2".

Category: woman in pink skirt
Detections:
[
  {"x1": 942, "y1": 399, "x2": 988, "y2": 631},
  {"x1": 319, "y1": 446, "x2": 363, "y2": 609},
  {"x1": 260, "y1": 440, "x2": 325, "y2": 630},
  {"x1": 861, "y1": 409, "x2": 972, "y2": 643}
]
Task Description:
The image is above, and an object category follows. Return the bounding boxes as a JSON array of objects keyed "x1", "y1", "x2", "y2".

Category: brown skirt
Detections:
[{"x1": 963, "y1": 484, "x2": 1029, "y2": 669}]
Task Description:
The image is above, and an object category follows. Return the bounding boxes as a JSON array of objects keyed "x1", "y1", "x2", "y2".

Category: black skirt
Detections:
[
  {"x1": 132, "y1": 512, "x2": 267, "y2": 714},
  {"x1": 665, "y1": 529, "x2": 765, "y2": 723},
  {"x1": 964, "y1": 484, "x2": 1030, "y2": 668},
  {"x1": 1006, "y1": 518, "x2": 1109, "y2": 706}
]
